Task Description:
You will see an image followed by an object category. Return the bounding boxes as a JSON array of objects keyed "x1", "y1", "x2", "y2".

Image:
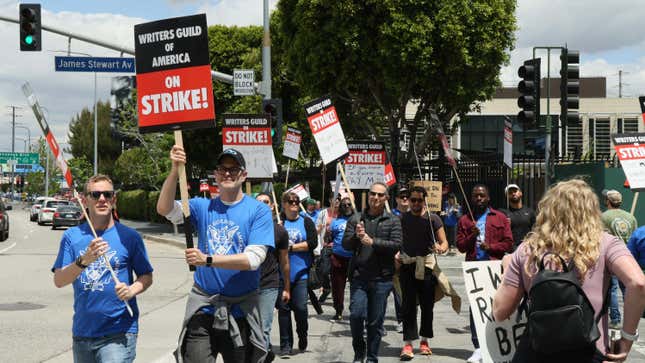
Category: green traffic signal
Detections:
[
  {"x1": 271, "y1": 129, "x2": 275, "y2": 137},
  {"x1": 24, "y1": 35, "x2": 34, "y2": 45}
]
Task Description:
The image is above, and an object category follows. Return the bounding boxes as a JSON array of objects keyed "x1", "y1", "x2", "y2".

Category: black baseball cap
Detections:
[
  {"x1": 216, "y1": 148, "x2": 246, "y2": 170},
  {"x1": 397, "y1": 187, "x2": 410, "y2": 198}
]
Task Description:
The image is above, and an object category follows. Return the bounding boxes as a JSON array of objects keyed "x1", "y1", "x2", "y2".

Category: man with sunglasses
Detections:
[
  {"x1": 277, "y1": 191, "x2": 318, "y2": 357},
  {"x1": 255, "y1": 193, "x2": 290, "y2": 363},
  {"x1": 342, "y1": 182, "x2": 401, "y2": 363},
  {"x1": 397, "y1": 186, "x2": 449, "y2": 360},
  {"x1": 52, "y1": 174, "x2": 154, "y2": 363},
  {"x1": 157, "y1": 147, "x2": 274, "y2": 363},
  {"x1": 392, "y1": 186, "x2": 410, "y2": 217}
]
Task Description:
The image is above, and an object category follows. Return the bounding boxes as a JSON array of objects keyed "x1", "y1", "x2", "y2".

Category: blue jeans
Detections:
[
  {"x1": 73, "y1": 333, "x2": 137, "y2": 363},
  {"x1": 609, "y1": 275, "x2": 621, "y2": 324},
  {"x1": 277, "y1": 279, "x2": 308, "y2": 350},
  {"x1": 258, "y1": 287, "x2": 279, "y2": 350},
  {"x1": 349, "y1": 278, "x2": 393, "y2": 363}
]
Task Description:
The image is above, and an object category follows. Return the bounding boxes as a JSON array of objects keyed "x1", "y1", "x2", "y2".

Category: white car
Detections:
[
  {"x1": 30, "y1": 197, "x2": 48, "y2": 222},
  {"x1": 38, "y1": 199, "x2": 70, "y2": 225}
]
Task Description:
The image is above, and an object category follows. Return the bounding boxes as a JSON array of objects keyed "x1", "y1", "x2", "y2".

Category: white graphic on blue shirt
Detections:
[
  {"x1": 207, "y1": 220, "x2": 244, "y2": 255},
  {"x1": 286, "y1": 227, "x2": 305, "y2": 247},
  {"x1": 284, "y1": 217, "x2": 311, "y2": 282},
  {"x1": 79, "y1": 248, "x2": 118, "y2": 292}
]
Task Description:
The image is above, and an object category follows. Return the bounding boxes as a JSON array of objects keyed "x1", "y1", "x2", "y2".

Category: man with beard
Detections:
[
  {"x1": 457, "y1": 184, "x2": 512, "y2": 363},
  {"x1": 157, "y1": 147, "x2": 274, "y2": 363},
  {"x1": 501, "y1": 184, "x2": 535, "y2": 249}
]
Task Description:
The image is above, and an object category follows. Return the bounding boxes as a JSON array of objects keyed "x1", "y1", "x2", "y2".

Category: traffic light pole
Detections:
[{"x1": 533, "y1": 46, "x2": 564, "y2": 193}]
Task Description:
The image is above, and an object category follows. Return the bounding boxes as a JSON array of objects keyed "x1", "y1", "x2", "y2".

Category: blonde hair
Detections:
[
  {"x1": 84, "y1": 174, "x2": 114, "y2": 193},
  {"x1": 524, "y1": 179, "x2": 602, "y2": 280}
]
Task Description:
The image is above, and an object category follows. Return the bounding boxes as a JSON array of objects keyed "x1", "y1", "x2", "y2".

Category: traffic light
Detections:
[
  {"x1": 560, "y1": 48, "x2": 580, "y2": 126},
  {"x1": 19, "y1": 4, "x2": 42, "y2": 51},
  {"x1": 517, "y1": 58, "x2": 541, "y2": 129},
  {"x1": 262, "y1": 98, "x2": 283, "y2": 148}
]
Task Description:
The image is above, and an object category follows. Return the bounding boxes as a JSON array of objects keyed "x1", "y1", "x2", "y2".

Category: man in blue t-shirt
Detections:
[
  {"x1": 52, "y1": 174, "x2": 154, "y2": 363},
  {"x1": 277, "y1": 191, "x2": 317, "y2": 357},
  {"x1": 157, "y1": 148, "x2": 274, "y2": 363}
]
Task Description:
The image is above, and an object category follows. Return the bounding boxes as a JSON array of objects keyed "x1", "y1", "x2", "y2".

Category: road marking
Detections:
[{"x1": 0, "y1": 242, "x2": 17, "y2": 254}]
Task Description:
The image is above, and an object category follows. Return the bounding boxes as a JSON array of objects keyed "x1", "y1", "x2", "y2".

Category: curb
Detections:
[{"x1": 142, "y1": 234, "x2": 186, "y2": 249}]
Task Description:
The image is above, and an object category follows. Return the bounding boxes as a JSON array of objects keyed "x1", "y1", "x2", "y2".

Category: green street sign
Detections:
[{"x1": 0, "y1": 152, "x2": 39, "y2": 164}]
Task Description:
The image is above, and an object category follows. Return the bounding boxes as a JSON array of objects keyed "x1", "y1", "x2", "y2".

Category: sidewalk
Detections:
[{"x1": 120, "y1": 218, "x2": 187, "y2": 249}]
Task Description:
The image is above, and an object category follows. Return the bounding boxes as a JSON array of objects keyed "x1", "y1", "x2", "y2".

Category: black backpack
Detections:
[{"x1": 518, "y1": 252, "x2": 609, "y2": 358}]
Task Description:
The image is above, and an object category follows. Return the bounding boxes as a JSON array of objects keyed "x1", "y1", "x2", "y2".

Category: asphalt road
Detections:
[{"x1": 1, "y1": 204, "x2": 644, "y2": 363}]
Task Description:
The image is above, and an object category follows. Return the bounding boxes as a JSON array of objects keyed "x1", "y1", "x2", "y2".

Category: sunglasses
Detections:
[
  {"x1": 259, "y1": 199, "x2": 271, "y2": 205},
  {"x1": 410, "y1": 198, "x2": 425, "y2": 203},
  {"x1": 285, "y1": 199, "x2": 300, "y2": 205},
  {"x1": 88, "y1": 191, "x2": 115, "y2": 200},
  {"x1": 340, "y1": 203, "x2": 352, "y2": 207},
  {"x1": 215, "y1": 166, "x2": 243, "y2": 176},
  {"x1": 369, "y1": 191, "x2": 386, "y2": 197}
]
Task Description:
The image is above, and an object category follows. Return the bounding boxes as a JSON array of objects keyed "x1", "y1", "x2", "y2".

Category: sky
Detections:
[{"x1": 1, "y1": 0, "x2": 644, "y2": 155}]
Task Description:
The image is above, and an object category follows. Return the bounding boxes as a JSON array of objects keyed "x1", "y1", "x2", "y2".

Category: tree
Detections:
[
  {"x1": 67, "y1": 100, "x2": 121, "y2": 176},
  {"x1": 274, "y1": 0, "x2": 517, "y2": 168},
  {"x1": 67, "y1": 156, "x2": 93, "y2": 190}
]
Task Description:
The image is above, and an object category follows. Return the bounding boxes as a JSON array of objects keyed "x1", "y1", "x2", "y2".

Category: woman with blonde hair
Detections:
[{"x1": 493, "y1": 179, "x2": 645, "y2": 363}]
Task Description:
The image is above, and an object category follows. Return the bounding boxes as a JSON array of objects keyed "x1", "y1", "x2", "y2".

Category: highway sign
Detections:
[
  {"x1": 0, "y1": 152, "x2": 39, "y2": 164},
  {"x1": 55, "y1": 56, "x2": 136, "y2": 73}
]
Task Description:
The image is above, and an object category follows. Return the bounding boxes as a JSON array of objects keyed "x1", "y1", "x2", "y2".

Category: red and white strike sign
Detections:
[
  {"x1": 283, "y1": 127, "x2": 302, "y2": 160},
  {"x1": 222, "y1": 114, "x2": 274, "y2": 179},
  {"x1": 304, "y1": 96, "x2": 349, "y2": 165},
  {"x1": 135, "y1": 14, "x2": 215, "y2": 133},
  {"x1": 612, "y1": 133, "x2": 645, "y2": 191},
  {"x1": 343, "y1": 141, "x2": 386, "y2": 190}
]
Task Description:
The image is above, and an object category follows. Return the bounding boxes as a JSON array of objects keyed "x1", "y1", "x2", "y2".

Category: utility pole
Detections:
[
  {"x1": 7, "y1": 106, "x2": 22, "y2": 198},
  {"x1": 262, "y1": 0, "x2": 271, "y2": 100}
]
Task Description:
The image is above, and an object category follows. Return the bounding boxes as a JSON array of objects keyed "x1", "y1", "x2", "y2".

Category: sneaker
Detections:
[
  {"x1": 419, "y1": 340, "x2": 432, "y2": 355},
  {"x1": 265, "y1": 350, "x2": 276, "y2": 363},
  {"x1": 400, "y1": 344, "x2": 414, "y2": 361},
  {"x1": 396, "y1": 322, "x2": 404, "y2": 333},
  {"x1": 298, "y1": 337, "x2": 308, "y2": 352},
  {"x1": 466, "y1": 348, "x2": 482, "y2": 362},
  {"x1": 331, "y1": 313, "x2": 343, "y2": 321},
  {"x1": 352, "y1": 357, "x2": 365, "y2": 363},
  {"x1": 278, "y1": 347, "x2": 292, "y2": 358}
]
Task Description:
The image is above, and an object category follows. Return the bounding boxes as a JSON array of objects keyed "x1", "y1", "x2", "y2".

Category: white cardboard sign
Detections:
[
  {"x1": 462, "y1": 260, "x2": 527, "y2": 363},
  {"x1": 342, "y1": 142, "x2": 386, "y2": 190},
  {"x1": 286, "y1": 183, "x2": 310, "y2": 201},
  {"x1": 222, "y1": 114, "x2": 274, "y2": 179},
  {"x1": 283, "y1": 127, "x2": 302, "y2": 160},
  {"x1": 304, "y1": 96, "x2": 349, "y2": 165},
  {"x1": 612, "y1": 133, "x2": 645, "y2": 191}
]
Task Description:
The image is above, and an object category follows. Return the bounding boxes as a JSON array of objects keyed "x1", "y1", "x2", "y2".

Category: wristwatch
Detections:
[
  {"x1": 75, "y1": 255, "x2": 88, "y2": 269},
  {"x1": 621, "y1": 329, "x2": 639, "y2": 341},
  {"x1": 205, "y1": 255, "x2": 213, "y2": 267}
]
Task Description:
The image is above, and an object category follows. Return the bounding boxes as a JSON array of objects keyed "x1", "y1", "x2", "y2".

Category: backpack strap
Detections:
[
  {"x1": 539, "y1": 252, "x2": 569, "y2": 272},
  {"x1": 595, "y1": 278, "x2": 612, "y2": 324}
]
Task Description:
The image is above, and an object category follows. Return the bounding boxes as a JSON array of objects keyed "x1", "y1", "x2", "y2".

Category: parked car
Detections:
[
  {"x1": 0, "y1": 198, "x2": 12, "y2": 241},
  {"x1": 38, "y1": 199, "x2": 70, "y2": 225},
  {"x1": 52, "y1": 205, "x2": 83, "y2": 230},
  {"x1": 30, "y1": 197, "x2": 48, "y2": 222}
]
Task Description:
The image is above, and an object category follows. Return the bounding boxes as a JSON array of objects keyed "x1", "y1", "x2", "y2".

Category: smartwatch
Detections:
[
  {"x1": 75, "y1": 255, "x2": 88, "y2": 269},
  {"x1": 205, "y1": 255, "x2": 213, "y2": 267}
]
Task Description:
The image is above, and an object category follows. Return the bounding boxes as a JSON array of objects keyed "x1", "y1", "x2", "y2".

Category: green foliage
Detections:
[
  {"x1": 67, "y1": 156, "x2": 93, "y2": 191},
  {"x1": 67, "y1": 100, "x2": 121, "y2": 176},
  {"x1": 116, "y1": 189, "x2": 147, "y2": 220},
  {"x1": 146, "y1": 191, "x2": 165, "y2": 223},
  {"x1": 25, "y1": 171, "x2": 44, "y2": 195},
  {"x1": 275, "y1": 0, "x2": 517, "y2": 156}
]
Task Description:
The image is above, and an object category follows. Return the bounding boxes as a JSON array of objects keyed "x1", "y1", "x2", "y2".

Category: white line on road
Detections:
[{"x1": 0, "y1": 242, "x2": 17, "y2": 254}]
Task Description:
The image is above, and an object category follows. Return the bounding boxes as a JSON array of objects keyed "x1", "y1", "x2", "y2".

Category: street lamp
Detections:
[{"x1": 15, "y1": 125, "x2": 31, "y2": 151}]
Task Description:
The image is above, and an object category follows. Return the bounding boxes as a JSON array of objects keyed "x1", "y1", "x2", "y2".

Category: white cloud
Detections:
[{"x1": 199, "y1": 0, "x2": 277, "y2": 27}]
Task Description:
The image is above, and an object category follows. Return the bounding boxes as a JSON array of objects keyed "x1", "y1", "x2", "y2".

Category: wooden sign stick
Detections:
[{"x1": 174, "y1": 131, "x2": 196, "y2": 272}]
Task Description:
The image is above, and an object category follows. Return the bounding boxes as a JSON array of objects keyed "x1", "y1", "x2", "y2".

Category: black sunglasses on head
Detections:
[{"x1": 88, "y1": 191, "x2": 115, "y2": 199}]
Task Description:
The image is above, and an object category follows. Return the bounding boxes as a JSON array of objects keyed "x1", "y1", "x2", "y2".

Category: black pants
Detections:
[
  {"x1": 182, "y1": 311, "x2": 253, "y2": 363},
  {"x1": 399, "y1": 263, "x2": 437, "y2": 341}
]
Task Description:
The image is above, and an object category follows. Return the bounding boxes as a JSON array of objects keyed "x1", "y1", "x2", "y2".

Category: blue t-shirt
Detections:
[
  {"x1": 330, "y1": 215, "x2": 353, "y2": 258},
  {"x1": 189, "y1": 196, "x2": 274, "y2": 297},
  {"x1": 52, "y1": 222, "x2": 154, "y2": 338},
  {"x1": 283, "y1": 216, "x2": 312, "y2": 282},
  {"x1": 628, "y1": 226, "x2": 645, "y2": 270},
  {"x1": 442, "y1": 202, "x2": 461, "y2": 227},
  {"x1": 300, "y1": 209, "x2": 320, "y2": 223},
  {"x1": 475, "y1": 209, "x2": 490, "y2": 261}
]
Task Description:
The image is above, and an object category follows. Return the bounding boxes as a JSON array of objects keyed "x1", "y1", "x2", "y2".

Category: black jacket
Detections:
[{"x1": 342, "y1": 208, "x2": 401, "y2": 281}]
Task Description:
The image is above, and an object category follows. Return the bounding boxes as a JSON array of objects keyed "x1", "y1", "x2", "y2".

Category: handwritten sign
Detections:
[
  {"x1": 462, "y1": 261, "x2": 527, "y2": 363},
  {"x1": 283, "y1": 127, "x2": 302, "y2": 160},
  {"x1": 343, "y1": 141, "x2": 386, "y2": 190},
  {"x1": 409, "y1": 180, "x2": 442, "y2": 211}
]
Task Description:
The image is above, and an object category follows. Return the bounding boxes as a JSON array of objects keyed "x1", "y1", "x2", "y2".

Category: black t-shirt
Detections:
[
  {"x1": 259, "y1": 222, "x2": 289, "y2": 289},
  {"x1": 401, "y1": 212, "x2": 443, "y2": 257},
  {"x1": 501, "y1": 206, "x2": 536, "y2": 248}
]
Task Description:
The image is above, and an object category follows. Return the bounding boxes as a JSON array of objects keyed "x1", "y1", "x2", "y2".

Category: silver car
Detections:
[
  {"x1": 30, "y1": 197, "x2": 48, "y2": 222},
  {"x1": 38, "y1": 199, "x2": 70, "y2": 225}
]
